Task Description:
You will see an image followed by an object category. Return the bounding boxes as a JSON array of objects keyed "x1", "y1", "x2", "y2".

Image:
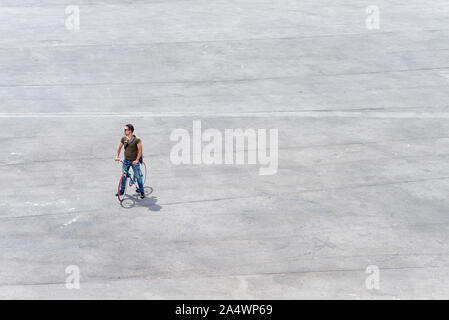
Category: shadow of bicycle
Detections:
[{"x1": 120, "y1": 186, "x2": 162, "y2": 211}]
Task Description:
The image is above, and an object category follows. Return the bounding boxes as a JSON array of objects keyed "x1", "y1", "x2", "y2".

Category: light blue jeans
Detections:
[{"x1": 120, "y1": 159, "x2": 144, "y2": 193}]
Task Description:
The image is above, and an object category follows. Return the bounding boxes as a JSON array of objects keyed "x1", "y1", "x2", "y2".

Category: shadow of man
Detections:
[
  {"x1": 142, "y1": 195, "x2": 162, "y2": 211},
  {"x1": 121, "y1": 192, "x2": 162, "y2": 212}
]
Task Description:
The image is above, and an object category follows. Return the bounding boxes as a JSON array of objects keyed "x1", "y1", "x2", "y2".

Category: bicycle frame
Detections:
[{"x1": 120, "y1": 160, "x2": 142, "y2": 187}]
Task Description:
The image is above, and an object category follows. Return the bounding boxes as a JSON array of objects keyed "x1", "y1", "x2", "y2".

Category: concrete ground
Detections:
[{"x1": 1, "y1": 0, "x2": 449, "y2": 299}]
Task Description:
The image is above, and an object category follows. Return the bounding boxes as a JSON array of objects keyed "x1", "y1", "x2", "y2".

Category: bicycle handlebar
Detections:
[{"x1": 116, "y1": 159, "x2": 145, "y2": 164}]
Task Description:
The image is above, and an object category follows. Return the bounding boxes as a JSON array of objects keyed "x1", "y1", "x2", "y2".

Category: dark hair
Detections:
[{"x1": 125, "y1": 124, "x2": 134, "y2": 133}]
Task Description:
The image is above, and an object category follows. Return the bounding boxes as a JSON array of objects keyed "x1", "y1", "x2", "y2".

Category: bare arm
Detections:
[{"x1": 115, "y1": 142, "x2": 123, "y2": 161}]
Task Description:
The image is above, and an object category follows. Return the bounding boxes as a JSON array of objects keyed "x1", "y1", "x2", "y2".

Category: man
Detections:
[{"x1": 115, "y1": 124, "x2": 145, "y2": 199}]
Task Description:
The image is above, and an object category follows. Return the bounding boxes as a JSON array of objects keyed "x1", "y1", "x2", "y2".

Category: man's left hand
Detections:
[{"x1": 132, "y1": 160, "x2": 139, "y2": 165}]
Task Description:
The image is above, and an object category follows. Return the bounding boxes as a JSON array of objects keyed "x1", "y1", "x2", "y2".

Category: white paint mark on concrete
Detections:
[
  {"x1": 1, "y1": 111, "x2": 449, "y2": 119},
  {"x1": 25, "y1": 199, "x2": 67, "y2": 207},
  {"x1": 346, "y1": 293, "x2": 357, "y2": 297},
  {"x1": 62, "y1": 216, "x2": 80, "y2": 227}
]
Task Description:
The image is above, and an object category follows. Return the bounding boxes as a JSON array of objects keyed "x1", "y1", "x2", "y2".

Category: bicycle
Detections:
[{"x1": 116, "y1": 160, "x2": 150, "y2": 203}]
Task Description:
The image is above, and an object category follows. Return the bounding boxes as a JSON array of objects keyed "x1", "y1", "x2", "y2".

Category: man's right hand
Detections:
[{"x1": 114, "y1": 157, "x2": 120, "y2": 162}]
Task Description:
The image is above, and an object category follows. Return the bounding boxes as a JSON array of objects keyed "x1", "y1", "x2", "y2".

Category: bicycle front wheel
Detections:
[{"x1": 117, "y1": 172, "x2": 128, "y2": 202}]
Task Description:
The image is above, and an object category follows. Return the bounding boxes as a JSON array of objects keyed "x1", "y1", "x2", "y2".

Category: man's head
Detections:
[{"x1": 124, "y1": 124, "x2": 134, "y2": 135}]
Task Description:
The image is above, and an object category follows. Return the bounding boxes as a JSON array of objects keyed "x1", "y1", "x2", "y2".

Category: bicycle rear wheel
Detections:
[{"x1": 117, "y1": 172, "x2": 128, "y2": 202}]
